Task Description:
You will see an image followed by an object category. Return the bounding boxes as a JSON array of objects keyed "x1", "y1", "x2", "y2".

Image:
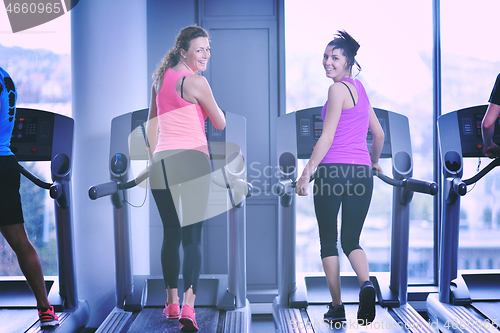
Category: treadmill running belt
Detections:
[
  {"x1": 127, "y1": 307, "x2": 219, "y2": 333},
  {"x1": 305, "y1": 304, "x2": 405, "y2": 332},
  {"x1": 0, "y1": 309, "x2": 67, "y2": 333},
  {"x1": 0, "y1": 309, "x2": 38, "y2": 333},
  {"x1": 472, "y1": 302, "x2": 500, "y2": 329}
]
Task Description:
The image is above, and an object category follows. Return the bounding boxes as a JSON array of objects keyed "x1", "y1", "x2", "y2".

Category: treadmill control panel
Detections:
[
  {"x1": 312, "y1": 114, "x2": 323, "y2": 140},
  {"x1": 295, "y1": 107, "x2": 323, "y2": 159},
  {"x1": 129, "y1": 109, "x2": 149, "y2": 160},
  {"x1": 294, "y1": 107, "x2": 392, "y2": 159},
  {"x1": 10, "y1": 109, "x2": 54, "y2": 161},
  {"x1": 206, "y1": 117, "x2": 223, "y2": 141},
  {"x1": 455, "y1": 105, "x2": 500, "y2": 157},
  {"x1": 126, "y1": 109, "x2": 236, "y2": 161}
]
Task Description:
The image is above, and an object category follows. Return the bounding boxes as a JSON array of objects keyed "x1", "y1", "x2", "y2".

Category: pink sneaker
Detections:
[
  {"x1": 179, "y1": 304, "x2": 199, "y2": 332},
  {"x1": 38, "y1": 305, "x2": 60, "y2": 327},
  {"x1": 162, "y1": 299, "x2": 180, "y2": 319}
]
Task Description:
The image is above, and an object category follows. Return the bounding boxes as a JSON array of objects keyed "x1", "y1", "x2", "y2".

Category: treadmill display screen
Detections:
[
  {"x1": 473, "y1": 112, "x2": 500, "y2": 141},
  {"x1": 474, "y1": 114, "x2": 482, "y2": 138},
  {"x1": 313, "y1": 115, "x2": 323, "y2": 140}
]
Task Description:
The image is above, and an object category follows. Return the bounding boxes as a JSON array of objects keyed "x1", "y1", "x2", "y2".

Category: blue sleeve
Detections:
[{"x1": 0, "y1": 68, "x2": 17, "y2": 155}]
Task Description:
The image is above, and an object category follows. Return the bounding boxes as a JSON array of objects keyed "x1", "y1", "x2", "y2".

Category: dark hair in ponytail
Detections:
[{"x1": 327, "y1": 30, "x2": 361, "y2": 75}]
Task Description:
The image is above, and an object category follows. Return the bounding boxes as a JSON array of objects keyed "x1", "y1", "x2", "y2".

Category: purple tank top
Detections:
[{"x1": 320, "y1": 77, "x2": 371, "y2": 166}]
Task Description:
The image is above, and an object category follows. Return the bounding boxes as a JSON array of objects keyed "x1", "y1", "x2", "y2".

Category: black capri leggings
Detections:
[
  {"x1": 313, "y1": 163, "x2": 373, "y2": 259},
  {"x1": 150, "y1": 149, "x2": 212, "y2": 294}
]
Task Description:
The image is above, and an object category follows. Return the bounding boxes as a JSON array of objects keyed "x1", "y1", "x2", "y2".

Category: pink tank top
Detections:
[
  {"x1": 320, "y1": 77, "x2": 371, "y2": 166},
  {"x1": 154, "y1": 68, "x2": 209, "y2": 156}
]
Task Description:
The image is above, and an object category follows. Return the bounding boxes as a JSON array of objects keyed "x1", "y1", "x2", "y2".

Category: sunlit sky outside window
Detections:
[
  {"x1": 0, "y1": 8, "x2": 71, "y2": 117},
  {"x1": 285, "y1": 0, "x2": 432, "y2": 112},
  {"x1": 285, "y1": 0, "x2": 499, "y2": 112}
]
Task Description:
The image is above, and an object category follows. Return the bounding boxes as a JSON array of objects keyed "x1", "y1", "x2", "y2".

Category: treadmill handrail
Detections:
[
  {"x1": 373, "y1": 168, "x2": 438, "y2": 195},
  {"x1": 88, "y1": 180, "x2": 119, "y2": 200},
  {"x1": 118, "y1": 168, "x2": 149, "y2": 190},
  {"x1": 373, "y1": 169, "x2": 401, "y2": 187},
  {"x1": 89, "y1": 166, "x2": 252, "y2": 200},
  {"x1": 290, "y1": 172, "x2": 316, "y2": 188},
  {"x1": 276, "y1": 172, "x2": 315, "y2": 197},
  {"x1": 19, "y1": 164, "x2": 52, "y2": 189},
  {"x1": 463, "y1": 157, "x2": 500, "y2": 186},
  {"x1": 88, "y1": 167, "x2": 150, "y2": 200}
]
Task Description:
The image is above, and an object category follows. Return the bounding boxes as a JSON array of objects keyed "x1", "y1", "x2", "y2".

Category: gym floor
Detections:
[{"x1": 252, "y1": 314, "x2": 275, "y2": 332}]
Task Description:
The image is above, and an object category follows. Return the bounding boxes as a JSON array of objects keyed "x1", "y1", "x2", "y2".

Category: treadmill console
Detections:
[
  {"x1": 205, "y1": 115, "x2": 223, "y2": 142},
  {"x1": 126, "y1": 109, "x2": 241, "y2": 161},
  {"x1": 10, "y1": 108, "x2": 73, "y2": 163},
  {"x1": 291, "y1": 107, "x2": 392, "y2": 159},
  {"x1": 11, "y1": 110, "x2": 54, "y2": 161},
  {"x1": 123, "y1": 108, "x2": 245, "y2": 175},
  {"x1": 128, "y1": 109, "x2": 149, "y2": 161},
  {"x1": 294, "y1": 107, "x2": 324, "y2": 159},
  {"x1": 455, "y1": 105, "x2": 500, "y2": 157}
]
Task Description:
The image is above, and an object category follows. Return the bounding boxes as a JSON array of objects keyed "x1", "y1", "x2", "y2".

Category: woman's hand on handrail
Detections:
[{"x1": 372, "y1": 161, "x2": 383, "y2": 174}]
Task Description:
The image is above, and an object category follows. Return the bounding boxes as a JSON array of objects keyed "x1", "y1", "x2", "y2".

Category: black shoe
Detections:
[
  {"x1": 324, "y1": 303, "x2": 346, "y2": 323},
  {"x1": 357, "y1": 281, "x2": 376, "y2": 325}
]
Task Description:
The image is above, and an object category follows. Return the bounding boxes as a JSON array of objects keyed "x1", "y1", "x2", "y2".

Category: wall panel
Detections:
[{"x1": 201, "y1": 0, "x2": 281, "y2": 301}]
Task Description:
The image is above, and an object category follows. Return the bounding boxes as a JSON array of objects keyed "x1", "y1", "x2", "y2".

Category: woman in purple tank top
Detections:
[{"x1": 295, "y1": 31, "x2": 385, "y2": 325}]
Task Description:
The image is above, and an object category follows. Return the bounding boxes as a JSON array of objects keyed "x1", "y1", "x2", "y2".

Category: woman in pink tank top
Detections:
[
  {"x1": 146, "y1": 25, "x2": 225, "y2": 332},
  {"x1": 295, "y1": 31, "x2": 385, "y2": 325}
]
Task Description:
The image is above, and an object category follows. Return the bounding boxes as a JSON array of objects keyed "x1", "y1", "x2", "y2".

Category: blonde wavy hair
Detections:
[{"x1": 152, "y1": 25, "x2": 209, "y2": 90}]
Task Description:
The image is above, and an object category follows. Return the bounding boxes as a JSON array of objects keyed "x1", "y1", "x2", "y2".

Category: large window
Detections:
[
  {"x1": 285, "y1": 0, "x2": 435, "y2": 283},
  {"x1": 441, "y1": 0, "x2": 500, "y2": 271},
  {"x1": 0, "y1": 14, "x2": 71, "y2": 277}
]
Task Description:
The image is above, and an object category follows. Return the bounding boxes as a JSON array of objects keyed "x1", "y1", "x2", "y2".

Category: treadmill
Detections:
[
  {"x1": 89, "y1": 109, "x2": 252, "y2": 333},
  {"x1": 273, "y1": 107, "x2": 437, "y2": 332},
  {"x1": 0, "y1": 108, "x2": 89, "y2": 333},
  {"x1": 427, "y1": 105, "x2": 500, "y2": 333}
]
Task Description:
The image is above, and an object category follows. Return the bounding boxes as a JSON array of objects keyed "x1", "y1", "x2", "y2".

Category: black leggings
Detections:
[
  {"x1": 150, "y1": 150, "x2": 211, "y2": 294},
  {"x1": 313, "y1": 164, "x2": 373, "y2": 259}
]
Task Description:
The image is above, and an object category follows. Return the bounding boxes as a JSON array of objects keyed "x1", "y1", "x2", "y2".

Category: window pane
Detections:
[
  {"x1": 0, "y1": 162, "x2": 58, "y2": 276},
  {"x1": 286, "y1": 0, "x2": 434, "y2": 283},
  {"x1": 0, "y1": 15, "x2": 70, "y2": 277},
  {"x1": 441, "y1": 0, "x2": 500, "y2": 272}
]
